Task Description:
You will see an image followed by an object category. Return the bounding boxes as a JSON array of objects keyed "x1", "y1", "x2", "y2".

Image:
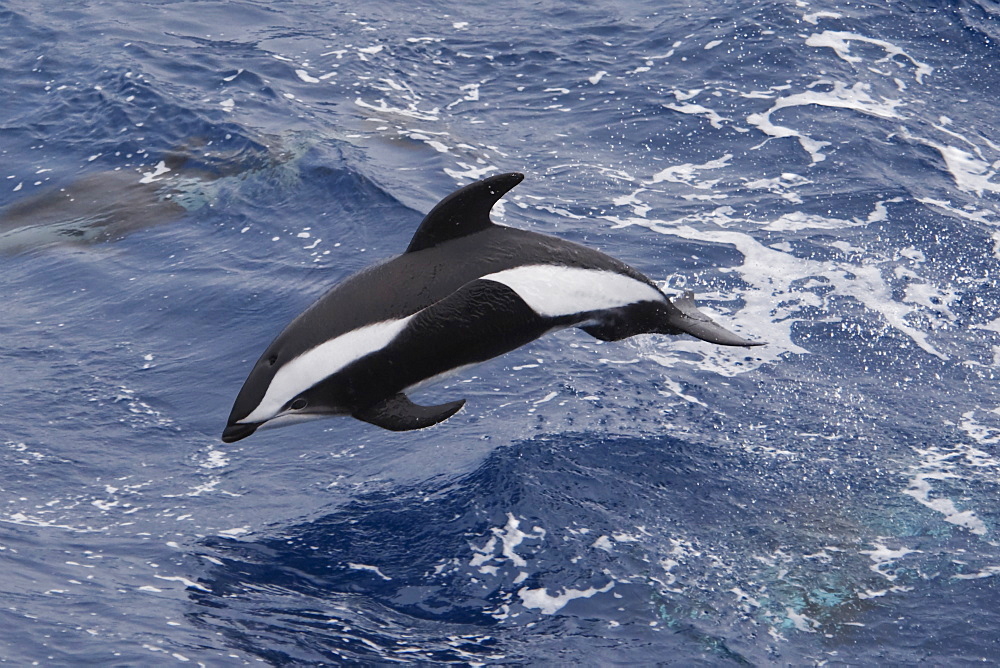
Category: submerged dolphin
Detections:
[
  {"x1": 0, "y1": 164, "x2": 186, "y2": 253},
  {"x1": 222, "y1": 172, "x2": 762, "y2": 442},
  {"x1": 0, "y1": 139, "x2": 286, "y2": 254}
]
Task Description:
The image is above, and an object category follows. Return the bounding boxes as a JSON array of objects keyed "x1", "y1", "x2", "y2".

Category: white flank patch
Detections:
[
  {"x1": 482, "y1": 265, "x2": 663, "y2": 318},
  {"x1": 240, "y1": 316, "x2": 414, "y2": 424}
]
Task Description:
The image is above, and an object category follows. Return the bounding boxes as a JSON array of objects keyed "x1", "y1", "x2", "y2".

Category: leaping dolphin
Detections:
[{"x1": 222, "y1": 172, "x2": 762, "y2": 442}]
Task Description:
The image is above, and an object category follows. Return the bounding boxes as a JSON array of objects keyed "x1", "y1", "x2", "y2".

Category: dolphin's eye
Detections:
[
  {"x1": 268, "y1": 354, "x2": 278, "y2": 366},
  {"x1": 290, "y1": 397, "x2": 307, "y2": 410}
]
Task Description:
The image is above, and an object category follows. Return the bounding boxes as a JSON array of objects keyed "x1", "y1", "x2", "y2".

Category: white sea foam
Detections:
[
  {"x1": 153, "y1": 574, "x2": 211, "y2": 592},
  {"x1": 664, "y1": 102, "x2": 730, "y2": 129},
  {"x1": 3, "y1": 512, "x2": 108, "y2": 533},
  {"x1": 645, "y1": 153, "x2": 732, "y2": 187},
  {"x1": 600, "y1": 192, "x2": 956, "y2": 372},
  {"x1": 743, "y1": 173, "x2": 812, "y2": 203},
  {"x1": 900, "y1": 409, "x2": 1000, "y2": 537},
  {"x1": 295, "y1": 69, "x2": 320, "y2": 84},
  {"x1": 348, "y1": 563, "x2": 392, "y2": 580},
  {"x1": 903, "y1": 475, "x2": 988, "y2": 535},
  {"x1": 762, "y1": 210, "x2": 867, "y2": 232},
  {"x1": 533, "y1": 391, "x2": 558, "y2": 405},
  {"x1": 446, "y1": 83, "x2": 481, "y2": 109},
  {"x1": 658, "y1": 378, "x2": 707, "y2": 405},
  {"x1": 802, "y1": 11, "x2": 841, "y2": 24},
  {"x1": 671, "y1": 88, "x2": 703, "y2": 101},
  {"x1": 354, "y1": 97, "x2": 440, "y2": 121},
  {"x1": 200, "y1": 448, "x2": 229, "y2": 470},
  {"x1": 904, "y1": 132, "x2": 1000, "y2": 196},
  {"x1": 859, "y1": 542, "x2": 920, "y2": 581},
  {"x1": 518, "y1": 581, "x2": 614, "y2": 615},
  {"x1": 138, "y1": 161, "x2": 171, "y2": 184},
  {"x1": 591, "y1": 535, "x2": 614, "y2": 552},
  {"x1": 444, "y1": 162, "x2": 498, "y2": 181},
  {"x1": 399, "y1": 129, "x2": 451, "y2": 153},
  {"x1": 918, "y1": 198, "x2": 996, "y2": 224},
  {"x1": 469, "y1": 513, "x2": 545, "y2": 573},
  {"x1": 785, "y1": 608, "x2": 818, "y2": 632},
  {"x1": 612, "y1": 188, "x2": 650, "y2": 217},
  {"x1": 806, "y1": 30, "x2": 933, "y2": 84},
  {"x1": 746, "y1": 82, "x2": 901, "y2": 163},
  {"x1": 953, "y1": 565, "x2": 1000, "y2": 580}
]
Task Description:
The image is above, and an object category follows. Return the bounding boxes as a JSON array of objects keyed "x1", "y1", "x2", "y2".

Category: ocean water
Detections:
[{"x1": 2, "y1": 0, "x2": 1000, "y2": 663}]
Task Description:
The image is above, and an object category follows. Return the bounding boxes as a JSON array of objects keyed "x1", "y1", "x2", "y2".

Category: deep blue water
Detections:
[{"x1": 3, "y1": 0, "x2": 1000, "y2": 663}]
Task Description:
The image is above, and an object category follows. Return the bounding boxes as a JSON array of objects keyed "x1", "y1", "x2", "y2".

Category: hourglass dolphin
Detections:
[
  {"x1": 222, "y1": 172, "x2": 762, "y2": 442},
  {"x1": 0, "y1": 139, "x2": 287, "y2": 254}
]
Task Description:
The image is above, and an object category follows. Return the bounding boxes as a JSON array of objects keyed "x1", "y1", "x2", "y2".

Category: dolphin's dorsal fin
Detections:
[{"x1": 405, "y1": 172, "x2": 524, "y2": 253}]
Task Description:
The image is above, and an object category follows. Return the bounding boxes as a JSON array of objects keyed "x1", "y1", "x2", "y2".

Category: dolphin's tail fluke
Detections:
[{"x1": 663, "y1": 291, "x2": 764, "y2": 347}]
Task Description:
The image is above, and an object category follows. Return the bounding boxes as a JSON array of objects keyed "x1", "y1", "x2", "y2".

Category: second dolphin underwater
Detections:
[{"x1": 222, "y1": 173, "x2": 762, "y2": 442}]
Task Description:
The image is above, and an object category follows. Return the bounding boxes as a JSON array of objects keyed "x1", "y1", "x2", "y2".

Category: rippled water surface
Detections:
[{"x1": 3, "y1": 0, "x2": 1000, "y2": 663}]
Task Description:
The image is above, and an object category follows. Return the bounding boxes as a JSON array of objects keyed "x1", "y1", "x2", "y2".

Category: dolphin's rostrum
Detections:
[{"x1": 222, "y1": 173, "x2": 762, "y2": 442}]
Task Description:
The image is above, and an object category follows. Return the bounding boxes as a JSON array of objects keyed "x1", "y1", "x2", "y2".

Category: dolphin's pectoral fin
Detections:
[
  {"x1": 352, "y1": 393, "x2": 466, "y2": 431},
  {"x1": 665, "y1": 292, "x2": 766, "y2": 347}
]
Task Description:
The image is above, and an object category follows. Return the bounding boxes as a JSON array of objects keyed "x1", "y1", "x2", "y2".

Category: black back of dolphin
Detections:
[{"x1": 223, "y1": 172, "x2": 762, "y2": 441}]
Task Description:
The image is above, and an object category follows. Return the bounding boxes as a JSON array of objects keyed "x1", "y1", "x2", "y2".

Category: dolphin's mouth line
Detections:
[
  {"x1": 224, "y1": 409, "x2": 342, "y2": 442},
  {"x1": 222, "y1": 422, "x2": 259, "y2": 443}
]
